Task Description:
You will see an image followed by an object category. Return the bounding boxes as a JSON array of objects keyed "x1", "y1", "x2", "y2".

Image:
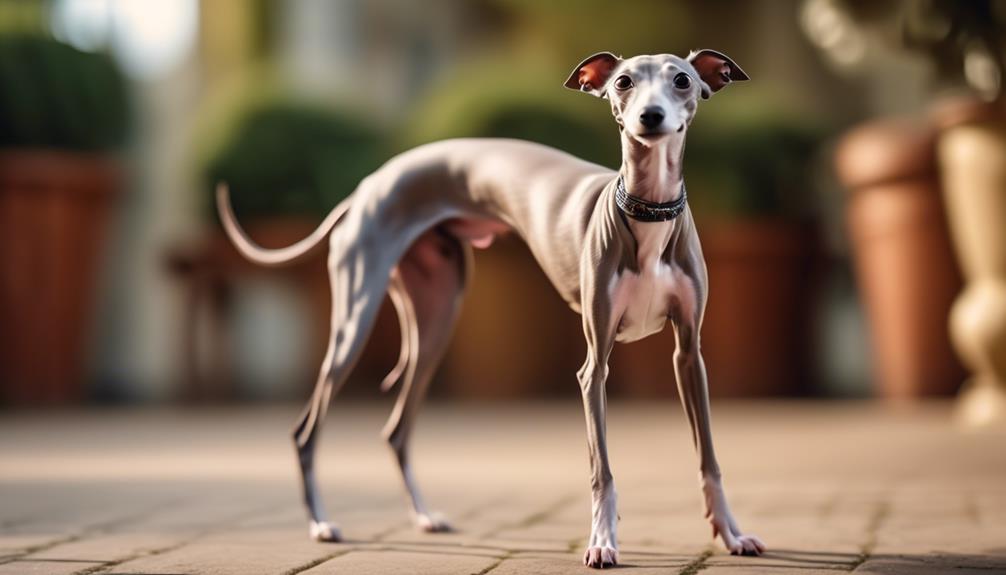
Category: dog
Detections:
[{"x1": 218, "y1": 49, "x2": 764, "y2": 568}]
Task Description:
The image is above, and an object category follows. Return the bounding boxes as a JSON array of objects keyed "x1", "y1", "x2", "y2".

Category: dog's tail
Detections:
[{"x1": 216, "y1": 183, "x2": 350, "y2": 267}]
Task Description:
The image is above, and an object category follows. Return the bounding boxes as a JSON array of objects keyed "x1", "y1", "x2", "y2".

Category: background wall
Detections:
[{"x1": 0, "y1": 0, "x2": 991, "y2": 405}]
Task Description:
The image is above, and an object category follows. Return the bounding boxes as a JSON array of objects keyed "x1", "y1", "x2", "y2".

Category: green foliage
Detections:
[
  {"x1": 404, "y1": 59, "x2": 620, "y2": 168},
  {"x1": 204, "y1": 101, "x2": 385, "y2": 220},
  {"x1": 685, "y1": 101, "x2": 822, "y2": 219},
  {"x1": 0, "y1": 34, "x2": 129, "y2": 150},
  {"x1": 477, "y1": 101, "x2": 618, "y2": 167},
  {"x1": 488, "y1": 0, "x2": 689, "y2": 62}
]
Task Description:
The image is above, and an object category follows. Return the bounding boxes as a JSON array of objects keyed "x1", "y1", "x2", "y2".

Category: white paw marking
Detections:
[
  {"x1": 728, "y1": 533, "x2": 766, "y2": 556},
  {"x1": 309, "y1": 520, "x2": 342, "y2": 542},
  {"x1": 416, "y1": 512, "x2": 452, "y2": 533},
  {"x1": 583, "y1": 545, "x2": 619, "y2": 569}
]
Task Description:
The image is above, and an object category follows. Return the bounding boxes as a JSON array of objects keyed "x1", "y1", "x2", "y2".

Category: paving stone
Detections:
[
  {"x1": 493, "y1": 552, "x2": 693, "y2": 573},
  {"x1": 27, "y1": 532, "x2": 188, "y2": 563},
  {"x1": 363, "y1": 541, "x2": 503, "y2": 558},
  {"x1": 703, "y1": 566, "x2": 849, "y2": 574},
  {"x1": 707, "y1": 549, "x2": 859, "y2": 571},
  {"x1": 490, "y1": 555, "x2": 597, "y2": 574},
  {"x1": 0, "y1": 533, "x2": 69, "y2": 555},
  {"x1": 0, "y1": 401, "x2": 1003, "y2": 574},
  {"x1": 95, "y1": 529, "x2": 349, "y2": 575},
  {"x1": 0, "y1": 559, "x2": 103, "y2": 574},
  {"x1": 491, "y1": 521, "x2": 587, "y2": 544},
  {"x1": 304, "y1": 549, "x2": 497, "y2": 574},
  {"x1": 493, "y1": 540, "x2": 578, "y2": 554},
  {"x1": 855, "y1": 554, "x2": 1006, "y2": 574}
]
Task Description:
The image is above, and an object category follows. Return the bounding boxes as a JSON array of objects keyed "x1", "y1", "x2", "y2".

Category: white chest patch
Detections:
[{"x1": 610, "y1": 258, "x2": 676, "y2": 343}]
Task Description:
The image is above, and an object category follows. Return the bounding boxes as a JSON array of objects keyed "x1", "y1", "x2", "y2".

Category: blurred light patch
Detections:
[
  {"x1": 51, "y1": 0, "x2": 198, "y2": 80},
  {"x1": 800, "y1": 0, "x2": 865, "y2": 69},
  {"x1": 964, "y1": 43, "x2": 1002, "y2": 101},
  {"x1": 50, "y1": 0, "x2": 110, "y2": 52},
  {"x1": 110, "y1": 0, "x2": 197, "y2": 79}
]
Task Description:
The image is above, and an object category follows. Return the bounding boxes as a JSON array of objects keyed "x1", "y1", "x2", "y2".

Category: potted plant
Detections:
[
  {"x1": 819, "y1": 0, "x2": 1002, "y2": 413},
  {"x1": 0, "y1": 34, "x2": 130, "y2": 405},
  {"x1": 204, "y1": 101, "x2": 385, "y2": 224},
  {"x1": 835, "y1": 118, "x2": 964, "y2": 399}
]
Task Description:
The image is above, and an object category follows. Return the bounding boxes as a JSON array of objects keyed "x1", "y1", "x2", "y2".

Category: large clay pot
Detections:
[
  {"x1": 441, "y1": 236, "x2": 583, "y2": 398},
  {"x1": 935, "y1": 100, "x2": 1006, "y2": 427},
  {"x1": 609, "y1": 218, "x2": 819, "y2": 398},
  {"x1": 702, "y1": 219, "x2": 820, "y2": 397},
  {"x1": 0, "y1": 151, "x2": 121, "y2": 405},
  {"x1": 835, "y1": 118, "x2": 964, "y2": 399}
]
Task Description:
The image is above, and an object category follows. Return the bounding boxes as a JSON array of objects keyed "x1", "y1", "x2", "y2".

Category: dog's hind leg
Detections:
[
  {"x1": 292, "y1": 225, "x2": 396, "y2": 543},
  {"x1": 382, "y1": 228, "x2": 471, "y2": 533},
  {"x1": 380, "y1": 272, "x2": 413, "y2": 393}
]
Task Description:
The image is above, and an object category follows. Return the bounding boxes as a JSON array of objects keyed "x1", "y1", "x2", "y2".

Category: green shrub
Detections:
[
  {"x1": 476, "y1": 101, "x2": 618, "y2": 167},
  {"x1": 204, "y1": 101, "x2": 385, "y2": 220},
  {"x1": 403, "y1": 59, "x2": 620, "y2": 169},
  {"x1": 685, "y1": 104, "x2": 823, "y2": 220},
  {"x1": 687, "y1": 124, "x2": 820, "y2": 218},
  {"x1": 0, "y1": 34, "x2": 129, "y2": 150}
]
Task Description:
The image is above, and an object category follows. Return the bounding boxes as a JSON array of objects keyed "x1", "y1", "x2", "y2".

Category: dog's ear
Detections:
[
  {"x1": 688, "y1": 49, "x2": 749, "y2": 99},
  {"x1": 564, "y1": 52, "x2": 621, "y2": 98}
]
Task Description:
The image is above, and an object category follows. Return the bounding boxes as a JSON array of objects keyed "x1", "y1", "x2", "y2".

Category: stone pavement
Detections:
[{"x1": 0, "y1": 401, "x2": 1004, "y2": 574}]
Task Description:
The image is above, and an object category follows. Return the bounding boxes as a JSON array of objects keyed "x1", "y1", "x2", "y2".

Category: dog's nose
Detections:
[{"x1": 639, "y1": 106, "x2": 665, "y2": 129}]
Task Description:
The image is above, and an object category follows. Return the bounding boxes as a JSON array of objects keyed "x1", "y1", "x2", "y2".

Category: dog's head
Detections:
[{"x1": 564, "y1": 51, "x2": 748, "y2": 145}]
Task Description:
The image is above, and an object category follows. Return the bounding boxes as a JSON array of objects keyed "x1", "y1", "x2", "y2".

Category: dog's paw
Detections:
[
  {"x1": 309, "y1": 520, "x2": 342, "y2": 542},
  {"x1": 583, "y1": 546, "x2": 619, "y2": 569},
  {"x1": 725, "y1": 533, "x2": 766, "y2": 556},
  {"x1": 415, "y1": 512, "x2": 452, "y2": 533}
]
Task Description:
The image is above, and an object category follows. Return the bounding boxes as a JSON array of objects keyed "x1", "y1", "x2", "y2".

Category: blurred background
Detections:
[{"x1": 1, "y1": 0, "x2": 1004, "y2": 418}]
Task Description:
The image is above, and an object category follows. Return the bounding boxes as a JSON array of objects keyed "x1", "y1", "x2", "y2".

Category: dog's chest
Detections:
[{"x1": 609, "y1": 226, "x2": 677, "y2": 343}]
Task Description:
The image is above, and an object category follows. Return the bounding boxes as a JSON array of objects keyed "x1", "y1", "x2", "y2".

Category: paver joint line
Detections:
[
  {"x1": 678, "y1": 547, "x2": 714, "y2": 575},
  {"x1": 0, "y1": 533, "x2": 82, "y2": 566},
  {"x1": 481, "y1": 494, "x2": 577, "y2": 540},
  {"x1": 68, "y1": 502, "x2": 286, "y2": 575},
  {"x1": 847, "y1": 498, "x2": 890, "y2": 572},
  {"x1": 281, "y1": 549, "x2": 354, "y2": 575},
  {"x1": 1, "y1": 499, "x2": 218, "y2": 570},
  {"x1": 75, "y1": 537, "x2": 199, "y2": 575},
  {"x1": 964, "y1": 491, "x2": 981, "y2": 525},
  {"x1": 473, "y1": 550, "x2": 513, "y2": 575}
]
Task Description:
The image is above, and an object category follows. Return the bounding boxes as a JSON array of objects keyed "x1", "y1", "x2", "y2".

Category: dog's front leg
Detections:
[
  {"x1": 672, "y1": 316, "x2": 765, "y2": 556},
  {"x1": 578, "y1": 272, "x2": 620, "y2": 568},
  {"x1": 578, "y1": 349, "x2": 619, "y2": 568}
]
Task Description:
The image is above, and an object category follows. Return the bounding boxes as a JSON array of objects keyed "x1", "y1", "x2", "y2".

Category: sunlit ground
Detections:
[{"x1": 1, "y1": 400, "x2": 1004, "y2": 574}]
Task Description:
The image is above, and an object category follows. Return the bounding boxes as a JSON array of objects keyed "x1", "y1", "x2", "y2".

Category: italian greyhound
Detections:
[{"x1": 218, "y1": 50, "x2": 764, "y2": 568}]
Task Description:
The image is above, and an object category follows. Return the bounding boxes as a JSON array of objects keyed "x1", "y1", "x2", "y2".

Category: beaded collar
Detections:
[{"x1": 615, "y1": 175, "x2": 688, "y2": 222}]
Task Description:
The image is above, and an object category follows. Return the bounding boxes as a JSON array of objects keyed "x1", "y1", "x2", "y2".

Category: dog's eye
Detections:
[
  {"x1": 613, "y1": 75, "x2": 633, "y2": 90},
  {"x1": 673, "y1": 73, "x2": 691, "y2": 90}
]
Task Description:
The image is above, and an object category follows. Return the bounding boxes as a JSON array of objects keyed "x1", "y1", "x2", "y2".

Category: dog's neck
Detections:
[{"x1": 618, "y1": 132, "x2": 686, "y2": 204}]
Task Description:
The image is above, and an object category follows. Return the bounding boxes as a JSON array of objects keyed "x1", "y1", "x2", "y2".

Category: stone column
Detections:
[{"x1": 936, "y1": 101, "x2": 1006, "y2": 426}]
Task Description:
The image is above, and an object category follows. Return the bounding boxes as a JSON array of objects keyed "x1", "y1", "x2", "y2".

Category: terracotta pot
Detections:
[
  {"x1": 934, "y1": 100, "x2": 1006, "y2": 426},
  {"x1": 702, "y1": 219, "x2": 820, "y2": 396},
  {"x1": 0, "y1": 150, "x2": 121, "y2": 405},
  {"x1": 609, "y1": 218, "x2": 819, "y2": 398},
  {"x1": 441, "y1": 236, "x2": 583, "y2": 398},
  {"x1": 607, "y1": 323, "x2": 675, "y2": 398},
  {"x1": 835, "y1": 118, "x2": 964, "y2": 399}
]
